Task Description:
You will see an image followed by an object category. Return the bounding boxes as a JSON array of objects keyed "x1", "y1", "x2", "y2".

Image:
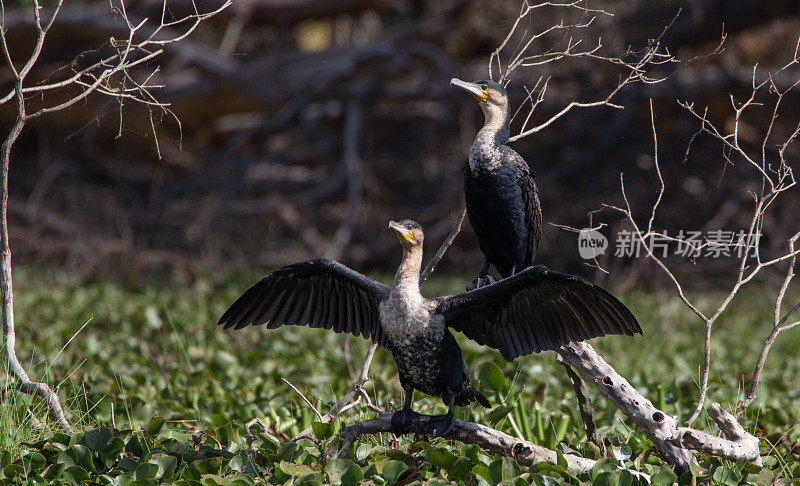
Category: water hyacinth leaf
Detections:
[
  {"x1": 426, "y1": 479, "x2": 451, "y2": 486},
  {"x1": 81, "y1": 427, "x2": 114, "y2": 451},
  {"x1": 579, "y1": 441, "x2": 602, "y2": 460},
  {"x1": 59, "y1": 444, "x2": 96, "y2": 472},
  {"x1": 326, "y1": 459, "x2": 363, "y2": 486},
  {"x1": 460, "y1": 444, "x2": 481, "y2": 464},
  {"x1": 52, "y1": 433, "x2": 72, "y2": 446},
  {"x1": 592, "y1": 470, "x2": 620, "y2": 486},
  {"x1": 21, "y1": 451, "x2": 47, "y2": 474},
  {"x1": 311, "y1": 421, "x2": 332, "y2": 439},
  {"x1": 230, "y1": 473, "x2": 257, "y2": 486},
  {"x1": 61, "y1": 465, "x2": 91, "y2": 483},
  {"x1": 217, "y1": 423, "x2": 243, "y2": 446},
  {"x1": 146, "y1": 415, "x2": 166, "y2": 438},
  {"x1": 618, "y1": 469, "x2": 638, "y2": 486},
  {"x1": 591, "y1": 458, "x2": 619, "y2": 480},
  {"x1": 182, "y1": 462, "x2": 202, "y2": 481},
  {"x1": 753, "y1": 468, "x2": 775, "y2": 485},
  {"x1": 278, "y1": 460, "x2": 316, "y2": 478},
  {"x1": 3, "y1": 464, "x2": 25, "y2": 479},
  {"x1": 229, "y1": 450, "x2": 258, "y2": 476},
  {"x1": 425, "y1": 446, "x2": 457, "y2": 469},
  {"x1": 150, "y1": 453, "x2": 178, "y2": 480},
  {"x1": 135, "y1": 461, "x2": 160, "y2": 480},
  {"x1": 478, "y1": 362, "x2": 506, "y2": 392},
  {"x1": 649, "y1": 466, "x2": 678, "y2": 485},
  {"x1": 43, "y1": 462, "x2": 66, "y2": 480},
  {"x1": 536, "y1": 462, "x2": 568, "y2": 479},
  {"x1": 125, "y1": 436, "x2": 146, "y2": 458},
  {"x1": 384, "y1": 449, "x2": 416, "y2": 466},
  {"x1": 100, "y1": 437, "x2": 125, "y2": 465},
  {"x1": 486, "y1": 405, "x2": 514, "y2": 425},
  {"x1": 488, "y1": 456, "x2": 519, "y2": 483},
  {"x1": 381, "y1": 460, "x2": 407, "y2": 484},
  {"x1": 116, "y1": 457, "x2": 139, "y2": 472},
  {"x1": 712, "y1": 465, "x2": 741, "y2": 486},
  {"x1": 447, "y1": 456, "x2": 474, "y2": 480},
  {"x1": 472, "y1": 463, "x2": 492, "y2": 483},
  {"x1": 276, "y1": 442, "x2": 302, "y2": 462}
]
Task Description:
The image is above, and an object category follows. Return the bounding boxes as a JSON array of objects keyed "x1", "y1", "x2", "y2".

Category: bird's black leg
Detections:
[
  {"x1": 391, "y1": 385, "x2": 421, "y2": 436},
  {"x1": 466, "y1": 259, "x2": 497, "y2": 291},
  {"x1": 424, "y1": 394, "x2": 456, "y2": 437}
]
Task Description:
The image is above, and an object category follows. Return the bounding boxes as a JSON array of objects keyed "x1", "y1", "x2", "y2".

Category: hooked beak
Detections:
[
  {"x1": 388, "y1": 221, "x2": 413, "y2": 243},
  {"x1": 451, "y1": 78, "x2": 488, "y2": 102}
]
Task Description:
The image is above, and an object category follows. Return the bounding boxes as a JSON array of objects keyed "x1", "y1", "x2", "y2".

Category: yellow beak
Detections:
[
  {"x1": 451, "y1": 78, "x2": 488, "y2": 102},
  {"x1": 388, "y1": 221, "x2": 413, "y2": 242}
]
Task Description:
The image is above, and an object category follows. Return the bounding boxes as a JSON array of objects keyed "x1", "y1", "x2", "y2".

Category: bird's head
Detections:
[
  {"x1": 450, "y1": 78, "x2": 509, "y2": 124},
  {"x1": 389, "y1": 219, "x2": 424, "y2": 248}
]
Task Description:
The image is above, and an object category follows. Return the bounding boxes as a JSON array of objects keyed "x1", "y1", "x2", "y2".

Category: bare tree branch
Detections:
[
  {"x1": 0, "y1": 0, "x2": 228, "y2": 431},
  {"x1": 557, "y1": 355, "x2": 602, "y2": 452},
  {"x1": 421, "y1": 205, "x2": 467, "y2": 282}
]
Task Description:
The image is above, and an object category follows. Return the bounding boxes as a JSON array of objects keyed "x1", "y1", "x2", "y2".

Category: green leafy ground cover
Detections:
[{"x1": 1, "y1": 269, "x2": 799, "y2": 485}]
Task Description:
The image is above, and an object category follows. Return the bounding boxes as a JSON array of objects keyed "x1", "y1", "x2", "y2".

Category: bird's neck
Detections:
[
  {"x1": 393, "y1": 246, "x2": 423, "y2": 296},
  {"x1": 469, "y1": 104, "x2": 510, "y2": 171},
  {"x1": 477, "y1": 103, "x2": 510, "y2": 147}
]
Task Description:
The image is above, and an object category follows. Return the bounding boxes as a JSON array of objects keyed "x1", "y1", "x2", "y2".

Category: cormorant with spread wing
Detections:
[
  {"x1": 219, "y1": 220, "x2": 641, "y2": 437},
  {"x1": 451, "y1": 78, "x2": 542, "y2": 290}
]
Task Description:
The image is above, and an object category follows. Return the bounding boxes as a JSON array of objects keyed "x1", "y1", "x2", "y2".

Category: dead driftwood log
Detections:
[{"x1": 337, "y1": 413, "x2": 598, "y2": 473}]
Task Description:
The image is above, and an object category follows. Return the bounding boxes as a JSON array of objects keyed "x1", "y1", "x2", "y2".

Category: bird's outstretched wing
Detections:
[
  {"x1": 218, "y1": 259, "x2": 391, "y2": 346},
  {"x1": 503, "y1": 146, "x2": 542, "y2": 268},
  {"x1": 434, "y1": 266, "x2": 641, "y2": 361}
]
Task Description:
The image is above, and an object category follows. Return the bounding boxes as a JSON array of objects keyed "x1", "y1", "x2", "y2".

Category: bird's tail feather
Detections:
[{"x1": 455, "y1": 387, "x2": 490, "y2": 407}]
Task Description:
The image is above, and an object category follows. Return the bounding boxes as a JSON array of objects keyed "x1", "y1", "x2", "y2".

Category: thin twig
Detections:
[
  {"x1": 420, "y1": 206, "x2": 466, "y2": 282},
  {"x1": 291, "y1": 341, "x2": 379, "y2": 441},
  {"x1": 557, "y1": 355, "x2": 603, "y2": 451}
]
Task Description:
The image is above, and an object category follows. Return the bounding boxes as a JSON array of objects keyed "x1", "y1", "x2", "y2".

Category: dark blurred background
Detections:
[{"x1": 1, "y1": 0, "x2": 798, "y2": 285}]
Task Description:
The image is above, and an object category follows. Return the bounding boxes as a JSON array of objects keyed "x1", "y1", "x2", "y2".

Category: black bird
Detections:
[
  {"x1": 451, "y1": 78, "x2": 542, "y2": 290},
  {"x1": 218, "y1": 220, "x2": 641, "y2": 437}
]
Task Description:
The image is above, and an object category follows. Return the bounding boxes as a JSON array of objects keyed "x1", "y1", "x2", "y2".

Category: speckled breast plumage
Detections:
[
  {"x1": 379, "y1": 290, "x2": 453, "y2": 398},
  {"x1": 389, "y1": 331, "x2": 448, "y2": 398}
]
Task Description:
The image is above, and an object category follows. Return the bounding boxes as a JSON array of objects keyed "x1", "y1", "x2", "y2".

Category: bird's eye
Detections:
[{"x1": 480, "y1": 85, "x2": 488, "y2": 91}]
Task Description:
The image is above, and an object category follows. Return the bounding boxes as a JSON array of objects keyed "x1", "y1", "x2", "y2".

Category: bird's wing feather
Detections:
[
  {"x1": 503, "y1": 146, "x2": 542, "y2": 267},
  {"x1": 218, "y1": 259, "x2": 391, "y2": 347},
  {"x1": 434, "y1": 265, "x2": 641, "y2": 361}
]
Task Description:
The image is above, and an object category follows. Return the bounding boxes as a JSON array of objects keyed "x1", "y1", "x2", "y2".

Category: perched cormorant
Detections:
[
  {"x1": 218, "y1": 220, "x2": 641, "y2": 437},
  {"x1": 451, "y1": 78, "x2": 542, "y2": 290}
]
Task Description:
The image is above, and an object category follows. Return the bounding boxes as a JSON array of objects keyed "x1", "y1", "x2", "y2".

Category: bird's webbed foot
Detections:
[
  {"x1": 466, "y1": 273, "x2": 497, "y2": 292},
  {"x1": 423, "y1": 411, "x2": 455, "y2": 437},
  {"x1": 391, "y1": 408, "x2": 422, "y2": 437}
]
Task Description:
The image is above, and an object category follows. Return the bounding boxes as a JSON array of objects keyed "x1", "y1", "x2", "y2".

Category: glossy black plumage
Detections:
[
  {"x1": 464, "y1": 147, "x2": 541, "y2": 277},
  {"x1": 218, "y1": 221, "x2": 641, "y2": 436},
  {"x1": 435, "y1": 265, "x2": 641, "y2": 361},
  {"x1": 219, "y1": 258, "x2": 390, "y2": 347},
  {"x1": 452, "y1": 78, "x2": 542, "y2": 284}
]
